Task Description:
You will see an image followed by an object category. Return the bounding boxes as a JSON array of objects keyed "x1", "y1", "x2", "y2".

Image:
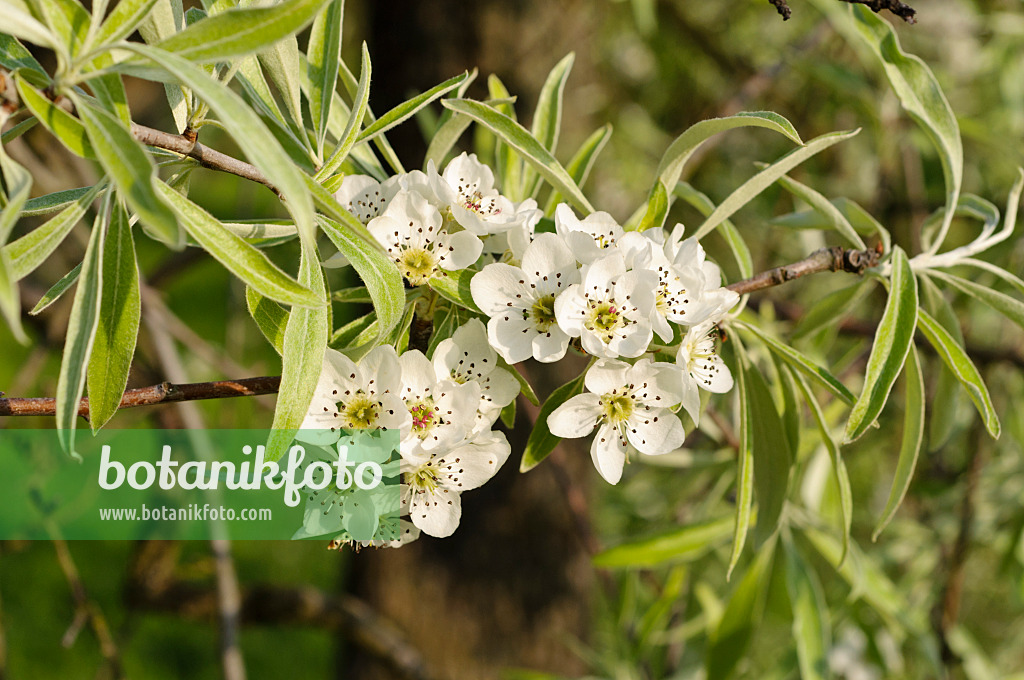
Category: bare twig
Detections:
[
  {"x1": 130, "y1": 123, "x2": 278, "y2": 195},
  {"x1": 726, "y1": 245, "x2": 881, "y2": 295},
  {"x1": 839, "y1": 0, "x2": 917, "y2": 23},
  {"x1": 768, "y1": 0, "x2": 793, "y2": 20}
]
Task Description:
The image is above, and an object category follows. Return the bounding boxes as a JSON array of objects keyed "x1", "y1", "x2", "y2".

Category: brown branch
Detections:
[
  {"x1": 130, "y1": 123, "x2": 279, "y2": 195},
  {"x1": 726, "y1": 245, "x2": 880, "y2": 296},
  {"x1": 0, "y1": 376, "x2": 281, "y2": 417},
  {"x1": 839, "y1": 0, "x2": 917, "y2": 23},
  {"x1": 768, "y1": 0, "x2": 792, "y2": 20},
  {"x1": 128, "y1": 580, "x2": 438, "y2": 680}
]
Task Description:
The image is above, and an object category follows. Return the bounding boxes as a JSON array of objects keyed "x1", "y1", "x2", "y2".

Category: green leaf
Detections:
[
  {"x1": 775, "y1": 172, "x2": 867, "y2": 249},
  {"x1": 0, "y1": 33, "x2": 48, "y2": 76},
  {"x1": 791, "y1": 368, "x2": 853, "y2": 564},
  {"x1": 593, "y1": 516, "x2": 733, "y2": 568},
  {"x1": 336, "y1": 59, "x2": 404, "y2": 175},
  {"x1": 543, "y1": 123, "x2": 612, "y2": 214},
  {"x1": 873, "y1": 344, "x2": 924, "y2": 541},
  {"x1": 93, "y1": 0, "x2": 160, "y2": 47},
  {"x1": 331, "y1": 286, "x2": 372, "y2": 304},
  {"x1": 674, "y1": 182, "x2": 753, "y2": 278},
  {"x1": 706, "y1": 542, "x2": 774, "y2": 680},
  {"x1": 727, "y1": 341, "x2": 755, "y2": 579},
  {"x1": 792, "y1": 278, "x2": 874, "y2": 340},
  {"x1": 357, "y1": 72, "x2": 468, "y2": 145},
  {"x1": 0, "y1": 118, "x2": 38, "y2": 145},
  {"x1": 739, "y1": 343, "x2": 793, "y2": 545},
  {"x1": 156, "y1": 184, "x2": 323, "y2": 308},
  {"x1": 639, "y1": 111, "x2": 803, "y2": 233},
  {"x1": 918, "y1": 272, "x2": 963, "y2": 451},
  {"x1": 423, "y1": 111, "x2": 474, "y2": 172},
  {"x1": 932, "y1": 271, "x2": 1024, "y2": 334},
  {"x1": 245, "y1": 287, "x2": 288, "y2": 355},
  {"x1": 20, "y1": 186, "x2": 93, "y2": 217},
  {"x1": 2, "y1": 1, "x2": 58, "y2": 50},
  {"x1": 29, "y1": 0, "x2": 89, "y2": 57},
  {"x1": 694, "y1": 129, "x2": 860, "y2": 240},
  {"x1": 55, "y1": 202, "x2": 108, "y2": 458},
  {"x1": 425, "y1": 304, "x2": 461, "y2": 358},
  {"x1": 772, "y1": 197, "x2": 891, "y2": 254},
  {"x1": 0, "y1": 251, "x2": 28, "y2": 343},
  {"x1": 154, "y1": 0, "x2": 325, "y2": 62},
  {"x1": 849, "y1": 5, "x2": 962, "y2": 253},
  {"x1": 125, "y1": 43, "x2": 316, "y2": 249},
  {"x1": 307, "y1": 0, "x2": 344, "y2": 153},
  {"x1": 442, "y1": 98, "x2": 594, "y2": 215},
  {"x1": 783, "y1": 537, "x2": 831, "y2": 680},
  {"x1": 86, "y1": 203, "x2": 140, "y2": 432},
  {"x1": 316, "y1": 42, "x2": 370, "y2": 181},
  {"x1": 0, "y1": 146, "x2": 33, "y2": 245},
  {"x1": 266, "y1": 245, "x2": 329, "y2": 462},
  {"x1": 3, "y1": 183, "x2": 105, "y2": 280},
  {"x1": 29, "y1": 261, "x2": 81, "y2": 315},
  {"x1": 844, "y1": 247, "x2": 918, "y2": 443},
  {"x1": 16, "y1": 75, "x2": 94, "y2": 158},
  {"x1": 734, "y1": 320, "x2": 855, "y2": 405},
  {"x1": 72, "y1": 94, "x2": 182, "y2": 249},
  {"x1": 520, "y1": 371, "x2": 587, "y2": 472},
  {"x1": 315, "y1": 211, "x2": 404, "y2": 343},
  {"x1": 917, "y1": 309, "x2": 1000, "y2": 438},
  {"x1": 521, "y1": 53, "x2": 573, "y2": 196},
  {"x1": 429, "y1": 268, "x2": 482, "y2": 314}
]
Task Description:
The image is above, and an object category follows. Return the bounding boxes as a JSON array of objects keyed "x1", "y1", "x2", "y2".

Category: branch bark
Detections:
[{"x1": 725, "y1": 245, "x2": 880, "y2": 295}]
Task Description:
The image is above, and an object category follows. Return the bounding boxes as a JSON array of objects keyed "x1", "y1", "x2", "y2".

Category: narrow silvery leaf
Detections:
[
  {"x1": 917, "y1": 309, "x2": 1000, "y2": 438},
  {"x1": 16, "y1": 76, "x2": 94, "y2": 158},
  {"x1": 873, "y1": 344, "x2": 924, "y2": 541},
  {"x1": 93, "y1": 0, "x2": 160, "y2": 47},
  {"x1": 30, "y1": 262, "x2": 81, "y2": 315},
  {"x1": 707, "y1": 543, "x2": 773, "y2": 679},
  {"x1": 522, "y1": 52, "x2": 573, "y2": 197},
  {"x1": 792, "y1": 279, "x2": 874, "y2": 340},
  {"x1": 430, "y1": 268, "x2": 482, "y2": 314},
  {"x1": 932, "y1": 271, "x2": 1024, "y2": 334},
  {"x1": 266, "y1": 245, "x2": 329, "y2": 462},
  {"x1": 20, "y1": 186, "x2": 94, "y2": 217},
  {"x1": 0, "y1": 252, "x2": 28, "y2": 344},
  {"x1": 357, "y1": 72, "x2": 468, "y2": 145},
  {"x1": 520, "y1": 371, "x2": 587, "y2": 472},
  {"x1": 593, "y1": 516, "x2": 733, "y2": 568},
  {"x1": 4, "y1": 183, "x2": 105, "y2": 280},
  {"x1": 246, "y1": 286, "x2": 288, "y2": 355},
  {"x1": 443, "y1": 98, "x2": 594, "y2": 214},
  {"x1": 849, "y1": 6, "x2": 962, "y2": 254},
  {"x1": 73, "y1": 94, "x2": 182, "y2": 249},
  {"x1": 255, "y1": 34, "x2": 304, "y2": 133},
  {"x1": 543, "y1": 123, "x2": 612, "y2": 214},
  {"x1": 638, "y1": 111, "x2": 803, "y2": 233},
  {"x1": 55, "y1": 203, "x2": 108, "y2": 458},
  {"x1": 674, "y1": 182, "x2": 753, "y2": 278},
  {"x1": 775, "y1": 173, "x2": 867, "y2": 250},
  {"x1": 791, "y1": 368, "x2": 852, "y2": 564},
  {"x1": 0, "y1": 33, "x2": 49, "y2": 75},
  {"x1": 157, "y1": 184, "x2": 323, "y2": 308},
  {"x1": 155, "y1": 0, "x2": 324, "y2": 62},
  {"x1": 87, "y1": 203, "x2": 140, "y2": 432},
  {"x1": 783, "y1": 537, "x2": 831, "y2": 680},
  {"x1": 126, "y1": 43, "x2": 316, "y2": 249},
  {"x1": 3, "y1": 0, "x2": 59, "y2": 50},
  {"x1": 844, "y1": 247, "x2": 917, "y2": 443},
  {"x1": 336, "y1": 59, "x2": 404, "y2": 174},
  {"x1": 0, "y1": 146, "x2": 32, "y2": 244},
  {"x1": 316, "y1": 42, "x2": 370, "y2": 181},
  {"x1": 694, "y1": 129, "x2": 860, "y2": 240},
  {"x1": 726, "y1": 341, "x2": 754, "y2": 580},
  {"x1": 307, "y1": 0, "x2": 344, "y2": 153}
]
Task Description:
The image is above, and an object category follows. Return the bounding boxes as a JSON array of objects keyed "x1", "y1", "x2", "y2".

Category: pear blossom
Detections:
[
  {"x1": 481, "y1": 198, "x2": 542, "y2": 265},
  {"x1": 397, "y1": 349, "x2": 481, "y2": 465},
  {"x1": 426, "y1": 153, "x2": 526, "y2": 235},
  {"x1": 368, "y1": 190, "x2": 483, "y2": 286},
  {"x1": 298, "y1": 346, "x2": 408, "y2": 445},
  {"x1": 674, "y1": 320, "x2": 734, "y2": 426},
  {"x1": 663, "y1": 225, "x2": 739, "y2": 322},
  {"x1": 554, "y1": 203, "x2": 625, "y2": 264},
  {"x1": 471, "y1": 233, "x2": 581, "y2": 364},
  {"x1": 431, "y1": 319, "x2": 519, "y2": 432},
  {"x1": 402, "y1": 430, "x2": 511, "y2": 537},
  {"x1": 323, "y1": 174, "x2": 402, "y2": 268},
  {"x1": 548, "y1": 359, "x2": 685, "y2": 484},
  {"x1": 554, "y1": 253, "x2": 657, "y2": 359}
]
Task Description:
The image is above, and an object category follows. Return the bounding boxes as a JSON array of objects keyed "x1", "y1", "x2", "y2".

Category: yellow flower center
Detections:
[{"x1": 399, "y1": 247, "x2": 439, "y2": 286}]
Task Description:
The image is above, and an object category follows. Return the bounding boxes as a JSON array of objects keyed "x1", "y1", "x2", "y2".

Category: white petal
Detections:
[
  {"x1": 698, "y1": 355, "x2": 734, "y2": 393},
  {"x1": 437, "y1": 430, "x2": 511, "y2": 491},
  {"x1": 582, "y1": 254, "x2": 626, "y2": 298},
  {"x1": 531, "y1": 327, "x2": 571, "y2": 363},
  {"x1": 443, "y1": 152, "x2": 496, "y2": 195},
  {"x1": 360, "y1": 344, "x2": 402, "y2": 395},
  {"x1": 626, "y1": 409, "x2": 685, "y2": 455},
  {"x1": 581, "y1": 329, "x2": 617, "y2": 359},
  {"x1": 433, "y1": 318, "x2": 495, "y2": 381},
  {"x1": 591, "y1": 423, "x2": 627, "y2": 484},
  {"x1": 521, "y1": 232, "x2": 578, "y2": 293},
  {"x1": 584, "y1": 358, "x2": 631, "y2": 395},
  {"x1": 547, "y1": 393, "x2": 602, "y2": 439},
  {"x1": 322, "y1": 348, "x2": 360, "y2": 388},
  {"x1": 487, "y1": 315, "x2": 535, "y2": 364},
  {"x1": 614, "y1": 269, "x2": 658, "y2": 318},
  {"x1": 478, "y1": 369, "x2": 519, "y2": 410},
  {"x1": 608, "y1": 322, "x2": 652, "y2": 359},
  {"x1": 399, "y1": 350, "x2": 437, "y2": 398},
  {"x1": 678, "y1": 373, "x2": 702, "y2": 427},
  {"x1": 553, "y1": 285, "x2": 587, "y2": 336},
  {"x1": 437, "y1": 230, "x2": 484, "y2": 271},
  {"x1": 470, "y1": 263, "x2": 531, "y2": 315},
  {"x1": 410, "y1": 487, "x2": 462, "y2": 538}
]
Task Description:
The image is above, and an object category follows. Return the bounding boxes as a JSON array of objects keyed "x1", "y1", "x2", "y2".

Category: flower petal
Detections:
[
  {"x1": 410, "y1": 486, "x2": 462, "y2": 538},
  {"x1": 531, "y1": 327, "x2": 571, "y2": 363},
  {"x1": 487, "y1": 315, "x2": 535, "y2": 364},
  {"x1": 547, "y1": 393, "x2": 602, "y2": 439},
  {"x1": 471, "y1": 263, "x2": 531, "y2": 315},
  {"x1": 591, "y1": 423, "x2": 628, "y2": 484},
  {"x1": 584, "y1": 358, "x2": 631, "y2": 395},
  {"x1": 437, "y1": 430, "x2": 511, "y2": 492},
  {"x1": 626, "y1": 408, "x2": 685, "y2": 455}
]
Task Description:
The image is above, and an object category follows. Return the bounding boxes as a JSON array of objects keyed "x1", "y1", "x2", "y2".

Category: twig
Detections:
[
  {"x1": 0, "y1": 376, "x2": 282, "y2": 417},
  {"x1": 768, "y1": 0, "x2": 792, "y2": 20},
  {"x1": 726, "y1": 245, "x2": 880, "y2": 295},
  {"x1": 130, "y1": 123, "x2": 279, "y2": 195},
  {"x1": 128, "y1": 580, "x2": 437, "y2": 680},
  {"x1": 839, "y1": 0, "x2": 917, "y2": 23},
  {"x1": 50, "y1": 537, "x2": 124, "y2": 678}
]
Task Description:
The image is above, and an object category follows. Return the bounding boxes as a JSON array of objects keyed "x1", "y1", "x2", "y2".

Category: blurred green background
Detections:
[{"x1": 2, "y1": 0, "x2": 1024, "y2": 678}]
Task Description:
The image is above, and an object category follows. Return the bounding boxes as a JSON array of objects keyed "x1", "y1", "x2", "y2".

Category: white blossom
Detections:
[
  {"x1": 674, "y1": 320, "x2": 734, "y2": 426},
  {"x1": 663, "y1": 225, "x2": 739, "y2": 323},
  {"x1": 402, "y1": 430, "x2": 511, "y2": 537},
  {"x1": 471, "y1": 233, "x2": 581, "y2": 364},
  {"x1": 554, "y1": 203, "x2": 625, "y2": 264},
  {"x1": 298, "y1": 346, "x2": 408, "y2": 445},
  {"x1": 431, "y1": 319, "x2": 519, "y2": 432},
  {"x1": 427, "y1": 153, "x2": 525, "y2": 235},
  {"x1": 547, "y1": 358, "x2": 684, "y2": 484},
  {"x1": 554, "y1": 253, "x2": 657, "y2": 359},
  {"x1": 368, "y1": 190, "x2": 483, "y2": 286},
  {"x1": 323, "y1": 174, "x2": 401, "y2": 268}
]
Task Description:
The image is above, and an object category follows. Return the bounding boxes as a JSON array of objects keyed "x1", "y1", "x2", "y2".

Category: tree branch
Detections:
[
  {"x1": 767, "y1": 0, "x2": 916, "y2": 23},
  {"x1": 726, "y1": 245, "x2": 880, "y2": 295}
]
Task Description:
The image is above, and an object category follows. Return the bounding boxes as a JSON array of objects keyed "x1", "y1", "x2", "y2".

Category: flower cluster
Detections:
[{"x1": 304, "y1": 152, "x2": 740, "y2": 543}]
